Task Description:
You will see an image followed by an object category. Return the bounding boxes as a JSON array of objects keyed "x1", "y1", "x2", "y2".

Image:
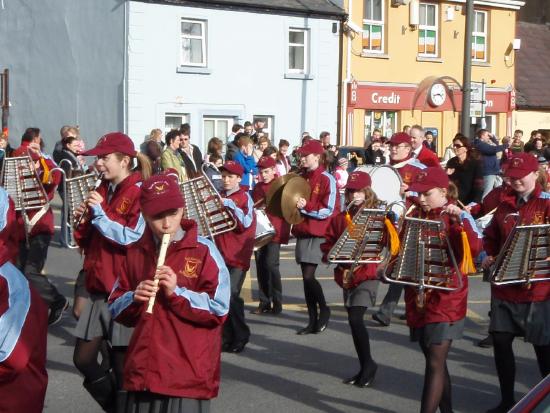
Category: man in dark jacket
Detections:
[
  {"x1": 178, "y1": 123, "x2": 203, "y2": 177},
  {"x1": 473, "y1": 129, "x2": 508, "y2": 199}
]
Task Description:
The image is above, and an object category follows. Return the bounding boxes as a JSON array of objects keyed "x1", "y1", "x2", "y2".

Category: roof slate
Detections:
[
  {"x1": 515, "y1": 22, "x2": 550, "y2": 109},
  {"x1": 136, "y1": 0, "x2": 346, "y2": 18}
]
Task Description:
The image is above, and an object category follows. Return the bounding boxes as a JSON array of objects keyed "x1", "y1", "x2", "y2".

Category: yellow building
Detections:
[{"x1": 340, "y1": 0, "x2": 524, "y2": 156}]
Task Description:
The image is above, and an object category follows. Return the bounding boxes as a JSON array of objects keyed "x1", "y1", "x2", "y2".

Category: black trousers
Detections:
[
  {"x1": 17, "y1": 234, "x2": 64, "y2": 307},
  {"x1": 223, "y1": 266, "x2": 251, "y2": 345},
  {"x1": 254, "y1": 242, "x2": 282, "y2": 306}
]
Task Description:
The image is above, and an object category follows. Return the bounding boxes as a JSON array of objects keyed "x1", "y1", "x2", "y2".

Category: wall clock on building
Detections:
[{"x1": 428, "y1": 83, "x2": 447, "y2": 107}]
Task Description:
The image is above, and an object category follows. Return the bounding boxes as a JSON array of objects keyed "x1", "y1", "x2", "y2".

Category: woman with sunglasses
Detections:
[{"x1": 445, "y1": 134, "x2": 484, "y2": 206}]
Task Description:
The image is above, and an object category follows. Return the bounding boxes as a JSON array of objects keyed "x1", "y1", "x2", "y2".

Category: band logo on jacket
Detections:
[
  {"x1": 181, "y1": 257, "x2": 201, "y2": 278},
  {"x1": 116, "y1": 197, "x2": 132, "y2": 214},
  {"x1": 531, "y1": 212, "x2": 545, "y2": 225},
  {"x1": 313, "y1": 183, "x2": 321, "y2": 195},
  {"x1": 403, "y1": 172, "x2": 413, "y2": 184}
]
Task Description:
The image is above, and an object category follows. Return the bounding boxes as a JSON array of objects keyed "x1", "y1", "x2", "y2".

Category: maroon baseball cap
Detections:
[
  {"x1": 504, "y1": 153, "x2": 539, "y2": 179},
  {"x1": 296, "y1": 139, "x2": 324, "y2": 156},
  {"x1": 140, "y1": 173, "x2": 184, "y2": 217},
  {"x1": 408, "y1": 167, "x2": 449, "y2": 193},
  {"x1": 219, "y1": 160, "x2": 244, "y2": 177},
  {"x1": 257, "y1": 156, "x2": 276, "y2": 169},
  {"x1": 83, "y1": 132, "x2": 137, "y2": 157},
  {"x1": 346, "y1": 171, "x2": 372, "y2": 190},
  {"x1": 389, "y1": 132, "x2": 412, "y2": 146}
]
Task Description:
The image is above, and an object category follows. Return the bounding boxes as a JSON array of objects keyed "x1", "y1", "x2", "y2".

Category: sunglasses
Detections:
[{"x1": 453, "y1": 144, "x2": 465, "y2": 149}]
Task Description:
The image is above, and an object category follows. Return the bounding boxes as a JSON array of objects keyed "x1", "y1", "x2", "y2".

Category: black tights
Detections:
[
  {"x1": 347, "y1": 307, "x2": 373, "y2": 374},
  {"x1": 301, "y1": 263, "x2": 327, "y2": 324},
  {"x1": 419, "y1": 340, "x2": 453, "y2": 413},
  {"x1": 73, "y1": 338, "x2": 126, "y2": 388},
  {"x1": 492, "y1": 332, "x2": 550, "y2": 406}
]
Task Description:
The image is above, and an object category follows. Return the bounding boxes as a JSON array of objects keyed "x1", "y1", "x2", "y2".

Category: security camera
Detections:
[{"x1": 345, "y1": 20, "x2": 363, "y2": 34}]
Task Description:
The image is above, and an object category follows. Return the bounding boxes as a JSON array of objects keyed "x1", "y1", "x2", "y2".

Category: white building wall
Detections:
[{"x1": 126, "y1": 1, "x2": 341, "y2": 151}]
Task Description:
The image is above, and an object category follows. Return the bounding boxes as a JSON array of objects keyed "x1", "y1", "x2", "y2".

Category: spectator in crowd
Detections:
[
  {"x1": 262, "y1": 146, "x2": 278, "y2": 160},
  {"x1": 473, "y1": 129, "x2": 508, "y2": 198},
  {"x1": 233, "y1": 134, "x2": 257, "y2": 191},
  {"x1": 363, "y1": 138, "x2": 386, "y2": 165},
  {"x1": 161, "y1": 130, "x2": 187, "y2": 181},
  {"x1": 140, "y1": 128, "x2": 164, "y2": 174},
  {"x1": 410, "y1": 125, "x2": 440, "y2": 167},
  {"x1": 445, "y1": 135, "x2": 484, "y2": 206},
  {"x1": 510, "y1": 129, "x2": 524, "y2": 153},
  {"x1": 250, "y1": 119, "x2": 266, "y2": 144},
  {"x1": 322, "y1": 149, "x2": 337, "y2": 174},
  {"x1": 523, "y1": 129, "x2": 543, "y2": 153},
  {"x1": 226, "y1": 124, "x2": 244, "y2": 161},
  {"x1": 334, "y1": 158, "x2": 349, "y2": 209},
  {"x1": 254, "y1": 136, "x2": 270, "y2": 161},
  {"x1": 243, "y1": 121, "x2": 253, "y2": 136},
  {"x1": 402, "y1": 125, "x2": 411, "y2": 135},
  {"x1": 206, "y1": 137, "x2": 224, "y2": 161},
  {"x1": 500, "y1": 136, "x2": 513, "y2": 165},
  {"x1": 319, "y1": 131, "x2": 331, "y2": 149},
  {"x1": 178, "y1": 123, "x2": 203, "y2": 178},
  {"x1": 302, "y1": 133, "x2": 312, "y2": 145},
  {"x1": 53, "y1": 125, "x2": 80, "y2": 164},
  {"x1": 424, "y1": 131, "x2": 437, "y2": 153},
  {"x1": 529, "y1": 137, "x2": 550, "y2": 161},
  {"x1": 276, "y1": 139, "x2": 291, "y2": 176},
  {"x1": 203, "y1": 153, "x2": 224, "y2": 192},
  {"x1": 0, "y1": 133, "x2": 13, "y2": 171}
]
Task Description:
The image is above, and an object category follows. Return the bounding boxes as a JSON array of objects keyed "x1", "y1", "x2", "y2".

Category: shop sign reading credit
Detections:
[{"x1": 371, "y1": 92, "x2": 401, "y2": 105}]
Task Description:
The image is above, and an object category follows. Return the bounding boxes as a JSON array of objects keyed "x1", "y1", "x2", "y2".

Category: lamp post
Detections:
[{"x1": 461, "y1": 0, "x2": 474, "y2": 136}]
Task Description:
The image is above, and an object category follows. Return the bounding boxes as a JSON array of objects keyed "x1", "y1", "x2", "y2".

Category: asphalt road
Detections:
[{"x1": 41, "y1": 230, "x2": 543, "y2": 413}]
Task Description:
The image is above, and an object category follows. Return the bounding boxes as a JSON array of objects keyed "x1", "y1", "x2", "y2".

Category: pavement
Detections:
[{"x1": 41, "y1": 222, "x2": 543, "y2": 413}]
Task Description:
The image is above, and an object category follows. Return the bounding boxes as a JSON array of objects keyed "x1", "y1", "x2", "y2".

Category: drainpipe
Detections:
[{"x1": 341, "y1": 0, "x2": 353, "y2": 146}]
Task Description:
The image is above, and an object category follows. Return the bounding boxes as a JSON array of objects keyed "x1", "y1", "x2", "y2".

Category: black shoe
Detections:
[
  {"x1": 372, "y1": 313, "x2": 390, "y2": 327},
  {"x1": 399, "y1": 313, "x2": 407, "y2": 321},
  {"x1": 477, "y1": 335, "x2": 493, "y2": 348},
  {"x1": 354, "y1": 361, "x2": 378, "y2": 388},
  {"x1": 271, "y1": 302, "x2": 283, "y2": 314},
  {"x1": 316, "y1": 307, "x2": 331, "y2": 333},
  {"x1": 250, "y1": 303, "x2": 271, "y2": 314},
  {"x1": 48, "y1": 297, "x2": 69, "y2": 326},
  {"x1": 230, "y1": 341, "x2": 248, "y2": 353},
  {"x1": 343, "y1": 373, "x2": 361, "y2": 385},
  {"x1": 485, "y1": 401, "x2": 516, "y2": 413},
  {"x1": 297, "y1": 325, "x2": 317, "y2": 335}
]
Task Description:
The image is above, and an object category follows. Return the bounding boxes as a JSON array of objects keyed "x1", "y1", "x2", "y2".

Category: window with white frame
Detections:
[
  {"x1": 253, "y1": 115, "x2": 275, "y2": 140},
  {"x1": 164, "y1": 113, "x2": 190, "y2": 133},
  {"x1": 472, "y1": 10, "x2": 488, "y2": 62},
  {"x1": 362, "y1": 0, "x2": 384, "y2": 53},
  {"x1": 203, "y1": 117, "x2": 235, "y2": 142},
  {"x1": 418, "y1": 3, "x2": 438, "y2": 57},
  {"x1": 180, "y1": 19, "x2": 207, "y2": 67},
  {"x1": 288, "y1": 28, "x2": 308, "y2": 73}
]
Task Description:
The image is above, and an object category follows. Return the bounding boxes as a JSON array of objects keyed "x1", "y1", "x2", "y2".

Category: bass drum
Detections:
[
  {"x1": 355, "y1": 165, "x2": 404, "y2": 211},
  {"x1": 254, "y1": 209, "x2": 276, "y2": 250}
]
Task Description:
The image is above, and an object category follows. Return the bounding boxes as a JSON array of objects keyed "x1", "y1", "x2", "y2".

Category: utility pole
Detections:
[
  {"x1": 461, "y1": 0, "x2": 474, "y2": 136},
  {"x1": 1, "y1": 69, "x2": 8, "y2": 136}
]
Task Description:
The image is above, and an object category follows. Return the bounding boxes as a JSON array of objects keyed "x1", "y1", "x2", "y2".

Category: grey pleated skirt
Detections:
[
  {"x1": 410, "y1": 319, "x2": 465, "y2": 347},
  {"x1": 343, "y1": 280, "x2": 379, "y2": 308},
  {"x1": 295, "y1": 237, "x2": 324, "y2": 265},
  {"x1": 489, "y1": 297, "x2": 550, "y2": 346},
  {"x1": 74, "y1": 294, "x2": 134, "y2": 346},
  {"x1": 123, "y1": 391, "x2": 210, "y2": 413}
]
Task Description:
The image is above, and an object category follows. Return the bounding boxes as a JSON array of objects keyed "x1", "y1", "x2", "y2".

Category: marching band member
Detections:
[
  {"x1": 372, "y1": 132, "x2": 427, "y2": 327},
  {"x1": 251, "y1": 156, "x2": 291, "y2": 314},
  {"x1": 405, "y1": 167, "x2": 481, "y2": 413},
  {"x1": 72, "y1": 132, "x2": 151, "y2": 411},
  {"x1": 482, "y1": 153, "x2": 550, "y2": 413},
  {"x1": 108, "y1": 173, "x2": 230, "y2": 412},
  {"x1": 215, "y1": 160, "x2": 256, "y2": 353},
  {"x1": 12, "y1": 127, "x2": 68, "y2": 325},
  {"x1": 0, "y1": 256, "x2": 48, "y2": 413},
  {"x1": 321, "y1": 171, "x2": 380, "y2": 387},
  {"x1": 293, "y1": 139, "x2": 339, "y2": 334}
]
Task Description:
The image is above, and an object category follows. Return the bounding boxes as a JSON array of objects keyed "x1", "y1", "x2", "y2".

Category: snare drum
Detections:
[{"x1": 254, "y1": 209, "x2": 276, "y2": 250}]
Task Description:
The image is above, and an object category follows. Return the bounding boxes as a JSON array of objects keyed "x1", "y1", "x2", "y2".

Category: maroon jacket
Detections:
[
  {"x1": 403, "y1": 205, "x2": 482, "y2": 328},
  {"x1": 483, "y1": 184, "x2": 550, "y2": 303},
  {"x1": 321, "y1": 208, "x2": 378, "y2": 289},
  {"x1": 215, "y1": 187, "x2": 256, "y2": 270},
  {"x1": 252, "y1": 181, "x2": 291, "y2": 244},
  {"x1": 0, "y1": 191, "x2": 19, "y2": 264},
  {"x1": 108, "y1": 220, "x2": 229, "y2": 399},
  {"x1": 0, "y1": 262, "x2": 48, "y2": 413},
  {"x1": 74, "y1": 172, "x2": 144, "y2": 294},
  {"x1": 416, "y1": 146, "x2": 441, "y2": 168},
  {"x1": 292, "y1": 166, "x2": 339, "y2": 238},
  {"x1": 12, "y1": 142, "x2": 61, "y2": 238}
]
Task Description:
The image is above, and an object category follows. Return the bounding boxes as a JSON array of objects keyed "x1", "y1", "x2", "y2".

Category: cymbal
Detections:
[
  {"x1": 265, "y1": 173, "x2": 299, "y2": 206},
  {"x1": 281, "y1": 176, "x2": 311, "y2": 225}
]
